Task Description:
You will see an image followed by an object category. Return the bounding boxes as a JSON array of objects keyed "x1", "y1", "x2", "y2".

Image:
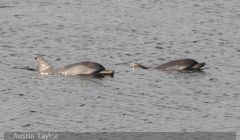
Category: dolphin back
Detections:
[
  {"x1": 154, "y1": 59, "x2": 198, "y2": 70},
  {"x1": 56, "y1": 61, "x2": 106, "y2": 75}
]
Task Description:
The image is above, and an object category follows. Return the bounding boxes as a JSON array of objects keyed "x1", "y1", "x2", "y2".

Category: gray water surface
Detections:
[{"x1": 0, "y1": 0, "x2": 240, "y2": 139}]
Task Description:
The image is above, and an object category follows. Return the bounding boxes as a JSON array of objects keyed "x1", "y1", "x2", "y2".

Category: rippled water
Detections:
[{"x1": 0, "y1": 0, "x2": 240, "y2": 139}]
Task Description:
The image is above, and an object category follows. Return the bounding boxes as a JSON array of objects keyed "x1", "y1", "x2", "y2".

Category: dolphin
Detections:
[
  {"x1": 131, "y1": 59, "x2": 206, "y2": 72},
  {"x1": 34, "y1": 55, "x2": 114, "y2": 77}
]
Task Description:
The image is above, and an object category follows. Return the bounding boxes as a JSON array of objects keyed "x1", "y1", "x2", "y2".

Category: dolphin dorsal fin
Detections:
[{"x1": 34, "y1": 55, "x2": 53, "y2": 72}]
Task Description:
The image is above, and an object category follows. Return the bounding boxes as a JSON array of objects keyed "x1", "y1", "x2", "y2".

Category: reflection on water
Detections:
[{"x1": 0, "y1": 0, "x2": 240, "y2": 139}]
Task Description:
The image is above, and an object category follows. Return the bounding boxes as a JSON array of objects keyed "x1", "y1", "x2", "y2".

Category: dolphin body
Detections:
[{"x1": 34, "y1": 56, "x2": 114, "y2": 77}]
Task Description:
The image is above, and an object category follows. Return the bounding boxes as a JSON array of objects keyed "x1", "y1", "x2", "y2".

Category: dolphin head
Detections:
[
  {"x1": 130, "y1": 63, "x2": 149, "y2": 71},
  {"x1": 34, "y1": 55, "x2": 54, "y2": 74}
]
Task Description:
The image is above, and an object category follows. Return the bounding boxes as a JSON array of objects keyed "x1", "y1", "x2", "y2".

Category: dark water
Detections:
[{"x1": 0, "y1": 0, "x2": 240, "y2": 139}]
